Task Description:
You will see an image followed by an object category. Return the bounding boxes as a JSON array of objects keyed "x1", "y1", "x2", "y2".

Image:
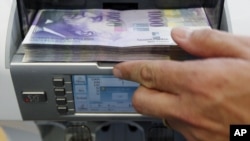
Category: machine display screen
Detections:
[{"x1": 72, "y1": 75, "x2": 139, "y2": 113}]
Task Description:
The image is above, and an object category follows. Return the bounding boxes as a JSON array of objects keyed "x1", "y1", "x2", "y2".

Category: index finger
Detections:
[{"x1": 113, "y1": 60, "x2": 201, "y2": 94}]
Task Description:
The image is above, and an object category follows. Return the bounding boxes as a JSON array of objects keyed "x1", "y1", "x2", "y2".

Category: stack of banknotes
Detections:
[{"x1": 21, "y1": 8, "x2": 210, "y2": 62}]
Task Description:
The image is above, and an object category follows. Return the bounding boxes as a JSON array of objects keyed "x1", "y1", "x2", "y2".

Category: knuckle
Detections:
[{"x1": 139, "y1": 65, "x2": 155, "y2": 88}]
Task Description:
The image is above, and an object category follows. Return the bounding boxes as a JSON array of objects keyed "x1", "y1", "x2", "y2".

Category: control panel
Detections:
[{"x1": 10, "y1": 62, "x2": 143, "y2": 120}]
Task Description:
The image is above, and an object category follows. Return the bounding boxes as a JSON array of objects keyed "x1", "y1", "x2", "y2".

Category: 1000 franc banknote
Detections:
[{"x1": 22, "y1": 8, "x2": 210, "y2": 47}]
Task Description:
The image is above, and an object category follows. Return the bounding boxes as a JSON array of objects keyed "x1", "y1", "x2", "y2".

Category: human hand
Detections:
[{"x1": 113, "y1": 28, "x2": 250, "y2": 141}]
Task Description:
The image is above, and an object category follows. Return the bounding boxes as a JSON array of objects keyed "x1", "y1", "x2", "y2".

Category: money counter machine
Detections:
[{"x1": 0, "y1": 0, "x2": 239, "y2": 140}]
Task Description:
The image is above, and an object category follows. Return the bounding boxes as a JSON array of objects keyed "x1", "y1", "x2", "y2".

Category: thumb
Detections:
[{"x1": 171, "y1": 27, "x2": 250, "y2": 59}]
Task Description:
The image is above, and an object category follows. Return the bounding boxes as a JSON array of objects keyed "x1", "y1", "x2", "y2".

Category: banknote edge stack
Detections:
[{"x1": 21, "y1": 8, "x2": 211, "y2": 62}]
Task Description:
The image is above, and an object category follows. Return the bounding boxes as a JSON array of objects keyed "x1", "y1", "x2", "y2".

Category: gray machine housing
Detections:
[{"x1": 10, "y1": 0, "x2": 225, "y2": 120}]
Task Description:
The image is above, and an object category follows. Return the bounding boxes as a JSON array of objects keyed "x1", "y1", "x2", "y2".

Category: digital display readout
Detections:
[{"x1": 72, "y1": 75, "x2": 139, "y2": 113}]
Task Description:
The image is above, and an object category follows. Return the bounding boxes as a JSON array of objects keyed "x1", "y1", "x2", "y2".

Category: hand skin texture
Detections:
[{"x1": 113, "y1": 28, "x2": 250, "y2": 141}]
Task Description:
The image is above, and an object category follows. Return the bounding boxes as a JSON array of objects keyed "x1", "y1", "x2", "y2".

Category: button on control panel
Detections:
[
  {"x1": 54, "y1": 88, "x2": 65, "y2": 96},
  {"x1": 53, "y1": 78, "x2": 64, "y2": 87},
  {"x1": 56, "y1": 97, "x2": 67, "y2": 105},
  {"x1": 57, "y1": 106, "x2": 68, "y2": 114}
]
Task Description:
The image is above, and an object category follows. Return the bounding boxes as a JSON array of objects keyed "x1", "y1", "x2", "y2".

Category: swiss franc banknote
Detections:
[{"x1": 22, "y1": 8, "x2": 210, "y2": 47}]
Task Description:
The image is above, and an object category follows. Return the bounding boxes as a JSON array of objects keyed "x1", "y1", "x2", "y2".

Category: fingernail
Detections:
[
  {"x1": 172, "y1": 27, "x2": 192, "y2": 40},
  {"x1": 113, "y1": 67, "x2": 122, "y2": 78}
]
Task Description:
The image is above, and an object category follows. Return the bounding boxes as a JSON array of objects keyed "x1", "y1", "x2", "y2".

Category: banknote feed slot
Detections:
[
  {"x1": 97, "y1": 62, "x2": 117, "y2": 68},
  {"x1": 102, "y1": 3, "x2": 138, "y2": 10}
]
